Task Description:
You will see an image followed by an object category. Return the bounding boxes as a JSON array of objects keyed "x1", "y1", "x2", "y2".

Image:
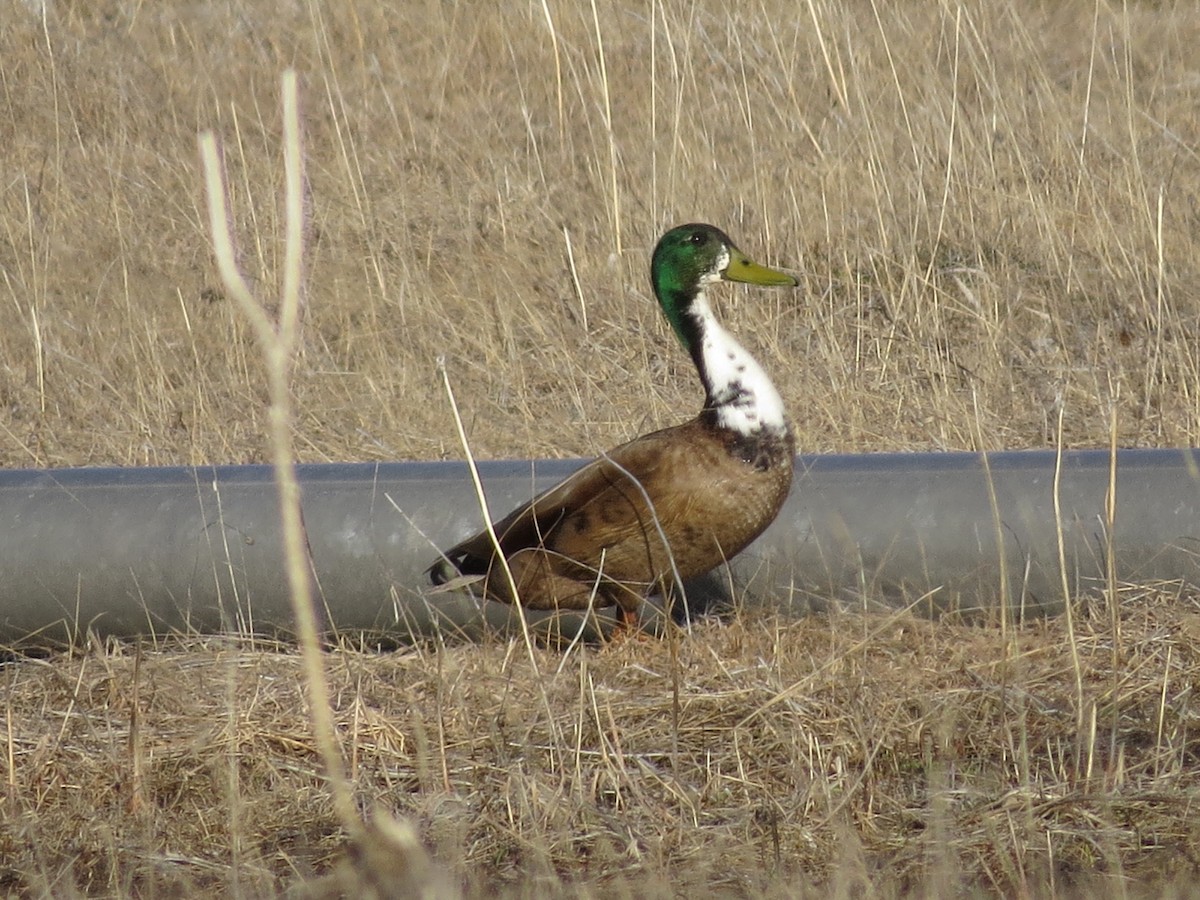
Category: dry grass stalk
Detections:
[
  {"x1": 3, "y1": 594, "x2": 1199, "y2": 896},
  {"x1": 197, "y1": 71, "x2": 451, "y2": 898},
  {"x1": 198, "y1": 67, "x2": 357, "y2": 833}
]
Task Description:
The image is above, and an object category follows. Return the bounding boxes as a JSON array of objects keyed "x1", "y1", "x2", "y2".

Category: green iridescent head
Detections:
[{"x1": 650, "y1": 223, "x2": 796, "y2": 349}]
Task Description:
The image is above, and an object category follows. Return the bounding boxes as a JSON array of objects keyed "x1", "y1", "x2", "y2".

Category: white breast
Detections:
[{"x1": 689, "y1": 289, "x2": 788, "y2": 436}]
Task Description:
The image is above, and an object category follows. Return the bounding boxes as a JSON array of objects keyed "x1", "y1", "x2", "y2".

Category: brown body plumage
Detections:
[{"x1": 432, "y1": 415, "x2": 794, "y2": 621}]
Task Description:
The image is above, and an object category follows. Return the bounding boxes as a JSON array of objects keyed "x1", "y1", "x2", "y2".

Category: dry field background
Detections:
[{"x1": 3, "y1": 0, "x2": 1200, "y2": 896}]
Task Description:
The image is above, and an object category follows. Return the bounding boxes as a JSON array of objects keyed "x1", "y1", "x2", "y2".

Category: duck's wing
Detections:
[{"x1": 427, "y1": 422, "x2": 695, "y2": 585}]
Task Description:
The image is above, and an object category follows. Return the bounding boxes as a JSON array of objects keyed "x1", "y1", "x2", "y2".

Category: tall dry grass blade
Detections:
[
  {"x1": 198, "y1": 71, "x2": 357, "y2": 835},
  {"x1": 436, "y1": 357, "x2": 565, "y2": 762},
  {"x1": 538, "y1": 0, "x2": 565, "y2": 144},
  {"x1": 588, "y1": 0, "x2": 621, "y2": 255},
  {"x1": 1052, "y1": 402, "x2": 1086, "y2": 773},
  {"x1": 1105, "y1": 396, "x2": 1121, "y2": 760},
  {"x1": 1154, "y1": 644, "x2": 1172, "y2": 780},
  {"x1": 562, "y1": 226, "x2": 588, "y2": 332},
  {"x1": 973, "y1": 388, "x2": 1009, "y2": 635},
  {"x1": 803, "y1": 0, "x2": 848, "y2": 111}
]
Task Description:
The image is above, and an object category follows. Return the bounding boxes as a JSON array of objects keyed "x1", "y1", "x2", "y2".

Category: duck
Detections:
[{"x1": 427, "y1": 223, "x2": 798, "y2": 630}]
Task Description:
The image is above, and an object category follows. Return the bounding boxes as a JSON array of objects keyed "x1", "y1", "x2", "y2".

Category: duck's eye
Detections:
[{"x1": 689, "y1": 231, "x2": 708, "y2": 246}]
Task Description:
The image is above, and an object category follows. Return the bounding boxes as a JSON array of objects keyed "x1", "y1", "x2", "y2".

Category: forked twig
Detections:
[{"x1": 198, "y1": 71, "x2": 357, "y2": 836}]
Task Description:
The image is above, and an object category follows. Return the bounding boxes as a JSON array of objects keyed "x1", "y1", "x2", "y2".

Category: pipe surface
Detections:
[{"x1": 2, "y1": 449, "x2": 1199, "y2": 645}]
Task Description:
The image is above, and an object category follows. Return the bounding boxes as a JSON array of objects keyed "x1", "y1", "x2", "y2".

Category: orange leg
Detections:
[{"x1": 605, "y1": 603, "x2": 655, "y2": 643}]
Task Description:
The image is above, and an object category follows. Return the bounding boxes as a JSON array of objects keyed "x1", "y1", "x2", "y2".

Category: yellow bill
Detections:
[{"x1": 722, "y1": 247, "x2": 797, "y2": 286}]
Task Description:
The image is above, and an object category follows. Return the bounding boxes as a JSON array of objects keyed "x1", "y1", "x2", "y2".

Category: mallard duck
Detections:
[{"x1": 428, "y1": 223, "x2": 797, "y2": 629}]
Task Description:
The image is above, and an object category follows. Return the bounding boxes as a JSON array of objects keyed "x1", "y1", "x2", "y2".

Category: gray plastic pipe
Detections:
[{"x1": 2, "y1": 449, "x2": 1199, "y2": 646}]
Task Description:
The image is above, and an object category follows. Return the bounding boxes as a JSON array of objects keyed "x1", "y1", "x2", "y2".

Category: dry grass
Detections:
[
  {"x1": 5, "y1": 1, "x2": 1200, "y2": 467},
  {"x1": 6, "y1": 596, "x2": 1200, "y2": 897},
  {"x1": 3, "y1": 0, "x2": 1200, "y2": 895}
]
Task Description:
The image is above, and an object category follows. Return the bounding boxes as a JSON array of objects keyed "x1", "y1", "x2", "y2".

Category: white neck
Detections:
[{"x1": 689, "y1": 288, "x2": 788, "y2": 436}]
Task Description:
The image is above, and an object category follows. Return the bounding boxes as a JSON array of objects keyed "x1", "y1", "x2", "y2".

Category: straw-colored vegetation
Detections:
[{"x1": 2, "y1": 0, "x2": 1200, "y2": 896}]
